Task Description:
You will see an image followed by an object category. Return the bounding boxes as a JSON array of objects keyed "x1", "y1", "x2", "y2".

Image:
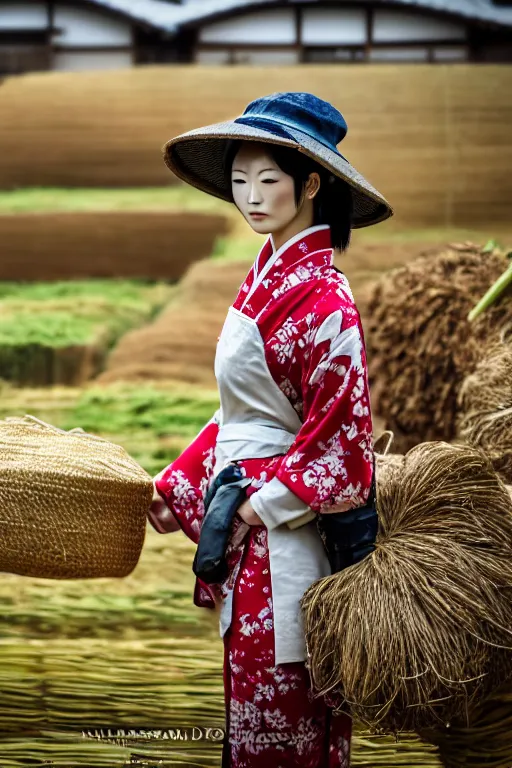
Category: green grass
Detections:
[
  {"x1": 0, "y1": 186, "x2": 230, "y2": 215},
  {"x1": 0, "y1": 311, "x2": 102, "y2": 346},
  {"x1": 65, "y1": 384, "x2": 219, "y2": 440},
  {"x1": 0, "y1": 280, "x2": 174, "y2": 351},
  {"x1": 0, "y1": 278, "x2": 165, "y2": 300},
  {"x1": 0, "y1": 380, "x2": 220, "y2": 477}
]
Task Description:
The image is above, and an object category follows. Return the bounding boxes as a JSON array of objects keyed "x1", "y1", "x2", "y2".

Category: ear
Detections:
[{"x1": 306, "y1": 172, "x2": 321, "y2": 200}]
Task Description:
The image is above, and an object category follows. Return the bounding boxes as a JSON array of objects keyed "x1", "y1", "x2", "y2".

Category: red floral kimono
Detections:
[{"x1": 154, "y1": 224, "x2": 374, "y2": 767}]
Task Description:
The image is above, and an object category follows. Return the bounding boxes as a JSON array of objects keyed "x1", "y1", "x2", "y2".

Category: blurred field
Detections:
[
  {"x1": 1, "y1": 65, "x2": 511, "y2": 227},
  {"x1": 5, "y1": 185, "x2": 511, "y2": 257},
  {"x1": 7, "y1": 188, "x2": 502, "y2": 388}
]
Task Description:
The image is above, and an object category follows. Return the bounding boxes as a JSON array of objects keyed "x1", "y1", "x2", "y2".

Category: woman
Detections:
[{"x1": 148, "y1": 92, "x2": 393, "y2": 767}]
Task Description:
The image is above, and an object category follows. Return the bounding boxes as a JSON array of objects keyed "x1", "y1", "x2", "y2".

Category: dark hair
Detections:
[{"x1": 223, "y1": 139, "x2": 353, "y2": 252}]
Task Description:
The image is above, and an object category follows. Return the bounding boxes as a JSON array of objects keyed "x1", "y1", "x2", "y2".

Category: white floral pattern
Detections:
[{"x1": 223, "y1": 504, "x2": 351, "y2": 767}]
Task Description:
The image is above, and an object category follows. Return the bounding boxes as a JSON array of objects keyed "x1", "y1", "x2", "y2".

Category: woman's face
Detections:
[{"x1": 231, "y1": 142, "x2": 300, "y2": 236}]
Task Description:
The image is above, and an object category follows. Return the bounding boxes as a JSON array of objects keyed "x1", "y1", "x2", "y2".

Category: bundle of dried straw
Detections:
[
  {"x1": 456, "y1": 332, "x2": 512, "y2": 485},
  {"x1": 301, "y1": 441, "x2": 512, "y2": 735},
  {"x1": 366, "y1": 244, "x2": 512, "y2": 453},
  {"x1": 420, "y1": 677, "x2": 512, "y2": 768}
]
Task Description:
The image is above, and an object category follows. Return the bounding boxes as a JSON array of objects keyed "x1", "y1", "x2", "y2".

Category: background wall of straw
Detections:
[
  {"x1": 0, "y1": 65, "x2": 510, "y2": 227},
  {"x1": 0, "y1": 211, "x2": 228, "y2": 280}
]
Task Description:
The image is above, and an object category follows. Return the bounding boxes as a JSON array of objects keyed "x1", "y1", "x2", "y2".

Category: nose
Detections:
[{"x1": 247, "y1": 180, "x2": 263, "y2": 205}]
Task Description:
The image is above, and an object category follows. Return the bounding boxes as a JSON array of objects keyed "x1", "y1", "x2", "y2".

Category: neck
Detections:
[{"x1": 270, "y1": 213, "x2": 315, "y2": 253}]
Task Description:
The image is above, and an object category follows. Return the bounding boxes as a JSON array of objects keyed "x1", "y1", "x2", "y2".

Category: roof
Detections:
[
  {"x1": 89, "y1": 0, "x2": 512, "y2": 32},
  {"x1": 86, "y1": 0, "x2": 183, "y2": 31}
]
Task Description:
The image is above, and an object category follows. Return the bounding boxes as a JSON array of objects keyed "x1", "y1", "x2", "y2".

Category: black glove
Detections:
[
  {"x1": 316, "y1": 461, "x2": 378, "y2": 573},
  {"x1": 193, "y1": 470, "x2": 252, "y2": 585}
]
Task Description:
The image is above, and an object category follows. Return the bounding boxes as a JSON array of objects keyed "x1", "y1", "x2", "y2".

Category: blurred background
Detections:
[{"x1": 0, "y1": 1, "x2": 511, "y2": 766}]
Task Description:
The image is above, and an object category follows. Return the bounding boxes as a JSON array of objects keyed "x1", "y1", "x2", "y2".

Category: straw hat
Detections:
[
  {"x1": 0, "y1": 415, "x2": 151, "y2": 579},
  {"x1": 163, "y1": 92, "x2": 393, "y2": 229}
]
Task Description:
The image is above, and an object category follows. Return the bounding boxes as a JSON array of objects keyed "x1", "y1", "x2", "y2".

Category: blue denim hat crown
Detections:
[{"x1": 233, "y1": 92, "x2": 348, "y2": 157}]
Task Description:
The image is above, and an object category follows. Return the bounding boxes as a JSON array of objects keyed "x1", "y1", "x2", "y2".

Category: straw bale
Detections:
[
  {"x1": 1, "y1": 65, "x2": 511, "y2": 226},
  {"x1": 366, "y1": 244, "x2": 511, "y2": 453},
  {"x1": 0, "y1": 415, "x2": 151, "y2": 579},
  {"x1": 335, "y1": 240, "x2": 442, "y2": 333},
  {"x1": 301, "y1": 442, "x2": 512, "y2": 734},
  {"x1": 420, "y1": 679, "x2": 512, "y2": 768},
  {"x1": 0, "y1": 211, "x2": 228, "y2": 280},
  {"x1": 456, "y1": 339, "x2": 512, "y2": 484}
]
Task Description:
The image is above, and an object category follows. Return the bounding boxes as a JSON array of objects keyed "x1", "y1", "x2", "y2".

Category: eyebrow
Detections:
[{"x1": 232, "y1": 168, "x2": 278, "y2": 174}]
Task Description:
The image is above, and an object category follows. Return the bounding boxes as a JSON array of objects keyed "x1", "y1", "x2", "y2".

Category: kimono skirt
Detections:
[
  {"x1": 167, "y1": 432, "x2": 353, "y2": 768},
  {"x1": 217, "y1": 455, "x2": 353, "y2": 768}
]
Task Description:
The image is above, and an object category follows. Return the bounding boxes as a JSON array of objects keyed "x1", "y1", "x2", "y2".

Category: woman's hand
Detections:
[
  {"x1": 148, "y1": 479, "x2": 181, "y2": 534},
  {"x1": 237, "y1": 498, "x2": 264, "y2": 526}
]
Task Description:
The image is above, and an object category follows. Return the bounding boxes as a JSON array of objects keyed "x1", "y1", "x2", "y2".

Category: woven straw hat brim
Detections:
[{"x1": 163, "y1": 119, "x2": 393, "y2": 229}]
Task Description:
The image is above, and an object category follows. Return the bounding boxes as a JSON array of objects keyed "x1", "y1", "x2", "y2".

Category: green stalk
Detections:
[{"x1": 468, "y1": 261, "x2": 512, "y2": 322}]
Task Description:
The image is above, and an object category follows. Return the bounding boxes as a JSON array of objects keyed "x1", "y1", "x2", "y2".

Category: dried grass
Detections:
[
  {"x1": 456, "y1": 333, "x2": 512, "y2": 485},
  {"x1": 419, "y1": 672, "x2": 512, "y2": 768},
  {"x1": 301, "y1": 442, "x2": 512, "y2": 734},
  {"x1": 0, "y1": 211, "x2": 227, "y2": 280},
  {"x1": 366, "y1": 243, "x2": 512, "y2": 453}
]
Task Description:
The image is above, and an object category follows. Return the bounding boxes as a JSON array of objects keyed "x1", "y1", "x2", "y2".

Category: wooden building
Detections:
[{"x1": 0, "y1": 0, "x2": 511, "y2": 75}]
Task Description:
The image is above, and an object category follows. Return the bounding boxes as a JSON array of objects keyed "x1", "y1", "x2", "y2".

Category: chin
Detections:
[{"x1": 247, "y1": 218, "x2": 273, "y2": 235}]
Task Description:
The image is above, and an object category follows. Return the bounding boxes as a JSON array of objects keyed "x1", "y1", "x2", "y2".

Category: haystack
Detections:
[
  {"x1": 366, "y1": 243, "x2": 512, "y2": 453},
  {"x1": 419, "y1": 670, "x2": 512, "y2": 768},
  {"x1": 301, "y1": 442, "x2": 512, "y2": 734},
  {"x1": 456, "y1": 335, "x2": 512, "y2": 485}
]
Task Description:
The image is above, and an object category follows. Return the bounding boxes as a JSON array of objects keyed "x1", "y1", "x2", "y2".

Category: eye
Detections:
[
  {"x1": 262, "y1": 179, "x2": 277, "y2": 184},
  {"x1": 232, "y1": 179, "x2": 245, "y2": 184}
]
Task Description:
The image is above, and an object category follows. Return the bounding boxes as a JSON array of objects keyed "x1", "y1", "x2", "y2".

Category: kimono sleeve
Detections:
[
  {"x1": 153, "y1": 408, "x2": 221, "y2": 544},
  {"x1": 249, "y1": 305, "x2": 374, "y2": 532}
]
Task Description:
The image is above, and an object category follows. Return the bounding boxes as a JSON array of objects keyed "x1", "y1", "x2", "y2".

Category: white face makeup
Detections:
[{"x1": 231, "y1": 142, "x2": 302, "y2": 237}]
